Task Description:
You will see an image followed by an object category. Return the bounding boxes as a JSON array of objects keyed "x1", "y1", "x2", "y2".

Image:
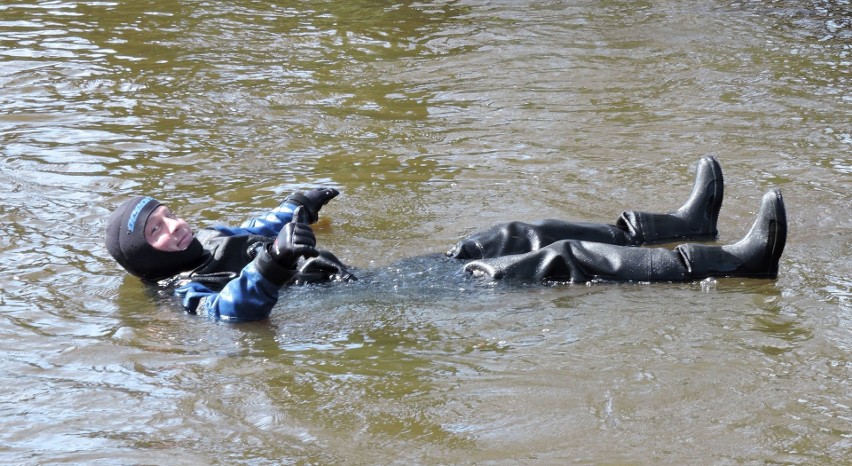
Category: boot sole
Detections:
[
  {"x1": 765, "y1": 188, "x2": 787, "y2": 278},
  {"x1": 703, "y1": 155, "x2": 724, "y2": 238}
]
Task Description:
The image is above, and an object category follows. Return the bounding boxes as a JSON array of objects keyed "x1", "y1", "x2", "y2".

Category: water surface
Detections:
[{"x1": 1, "y1": 0, "x2": 850, "y2": 464}]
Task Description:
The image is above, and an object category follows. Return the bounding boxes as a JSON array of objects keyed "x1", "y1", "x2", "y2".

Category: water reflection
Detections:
[
  {"x1": 749, "y1": 300, "x2": 813, "y2": 356},
  {"x1": 265, "y1": 310, "x2": 475, "y2": 448}
]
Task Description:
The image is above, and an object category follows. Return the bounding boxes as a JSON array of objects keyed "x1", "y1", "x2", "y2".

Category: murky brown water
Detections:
[{"x1": 1, "y1": 0, "x2": 849, "y2": 464}]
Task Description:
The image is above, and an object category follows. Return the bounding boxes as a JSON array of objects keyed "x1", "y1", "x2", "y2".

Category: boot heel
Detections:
[{"x1": 677, "y1": 189, "x2": 787, "y2": 279}]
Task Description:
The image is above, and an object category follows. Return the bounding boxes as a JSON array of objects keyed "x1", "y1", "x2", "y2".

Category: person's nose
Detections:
[{"x1": 164, "y1": 217, "x2": 180, "y2": 234}]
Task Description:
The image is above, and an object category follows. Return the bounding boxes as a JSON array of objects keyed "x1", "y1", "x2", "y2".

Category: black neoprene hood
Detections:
[{"x1": 104, "y1": 196, "x2": 203, "y2": 280}]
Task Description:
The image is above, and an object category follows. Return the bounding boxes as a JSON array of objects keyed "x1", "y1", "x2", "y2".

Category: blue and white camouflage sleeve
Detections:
[
  {"x1": 174, "y1": 261, "x2": 284, "y2": 322},
  {"x1": 211, "y1": 201, "x2": 298, "y2": 237}
]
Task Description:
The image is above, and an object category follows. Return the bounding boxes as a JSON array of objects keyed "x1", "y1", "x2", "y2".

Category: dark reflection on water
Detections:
[{"x1": 1, "y1": 0, "x2": 850, "y2": 464}]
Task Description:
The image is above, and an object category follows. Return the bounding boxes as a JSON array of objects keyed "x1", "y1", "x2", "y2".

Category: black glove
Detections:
[
  {"x1": 254, "y1": 207, "x2": 320, "y2": 285},
  {"x1": 270, "y1": 221, "x2": 319, "y2": 268},
  {"x1": 284, "y1": 187, "x2": 340, "y2": 224}
]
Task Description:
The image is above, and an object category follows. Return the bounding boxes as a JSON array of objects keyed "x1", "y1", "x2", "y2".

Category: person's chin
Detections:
[{"x1": 177, "y1": 233, "x2": 193, "y2": 251}]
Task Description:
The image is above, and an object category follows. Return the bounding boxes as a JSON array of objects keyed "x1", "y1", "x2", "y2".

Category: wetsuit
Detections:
[{"x1": 170, "y1": 202, "x2": 351, "y2": 322}]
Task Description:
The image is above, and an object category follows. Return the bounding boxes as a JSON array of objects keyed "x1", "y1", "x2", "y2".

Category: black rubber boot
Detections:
[
  {"x1": 463, "y1": 239, "x2": 692, "y2": 283},
  {"x1": 675, "y1": 189, "x2": 787, "y2": 279},
  {"x1": 617, "y1": 155, "x2": 724, "y2": 244}
]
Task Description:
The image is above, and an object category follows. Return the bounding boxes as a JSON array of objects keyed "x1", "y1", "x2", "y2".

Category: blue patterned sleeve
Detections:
[
  {"x1": 174, "y1": 261, "x2": 282, "y2": 322},
  {"x1": 211, "y1": 201, "x2": 297, "y2": 237}
]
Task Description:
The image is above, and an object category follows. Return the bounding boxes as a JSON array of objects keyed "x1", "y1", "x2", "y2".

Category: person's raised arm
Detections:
[{"x1": 215, "y1": 187, "x2": 339, "y2": 237}]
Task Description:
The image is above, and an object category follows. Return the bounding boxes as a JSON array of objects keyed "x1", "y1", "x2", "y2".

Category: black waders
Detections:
[{"x1": 462, "y1": 189, "x2": 786, "y2": 283}]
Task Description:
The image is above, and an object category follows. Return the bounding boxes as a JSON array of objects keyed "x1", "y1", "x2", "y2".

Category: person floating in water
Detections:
[{"x1": 104, "y1": 156, "x2": 786, "y2": 322}]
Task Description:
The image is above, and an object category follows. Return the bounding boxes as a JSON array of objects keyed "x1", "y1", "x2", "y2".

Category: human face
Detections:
[{"x1": 144, "y1": 205, "x2": 194, "y2": 252}]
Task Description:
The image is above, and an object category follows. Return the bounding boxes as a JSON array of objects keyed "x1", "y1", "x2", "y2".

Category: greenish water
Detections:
[{"x1": 1, "y1": 1, "x2": 849, "y2": 464}]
